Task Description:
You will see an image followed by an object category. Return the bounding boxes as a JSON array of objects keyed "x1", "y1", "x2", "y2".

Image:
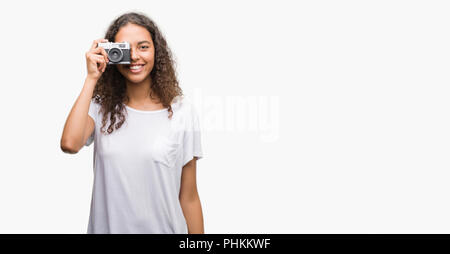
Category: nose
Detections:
[{"x1": 130, "y1": 48, "x2": 139, "y2": 61}]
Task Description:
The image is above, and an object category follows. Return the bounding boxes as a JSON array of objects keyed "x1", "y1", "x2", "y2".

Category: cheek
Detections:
[{"x1": 143, "y1": 52, "x2": 154, "y2": 62}]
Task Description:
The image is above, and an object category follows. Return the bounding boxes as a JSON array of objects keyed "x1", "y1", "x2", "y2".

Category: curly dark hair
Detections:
[{"x1": 92, "y1": 11, "x2": 183, "y2": 135}]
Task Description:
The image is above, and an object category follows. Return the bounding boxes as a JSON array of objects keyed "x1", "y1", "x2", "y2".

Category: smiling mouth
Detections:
[{"x1": 127, "y1": 64, "x2": 145, "y2": 73}]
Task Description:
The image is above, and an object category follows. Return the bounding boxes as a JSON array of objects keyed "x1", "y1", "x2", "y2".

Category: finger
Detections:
[
  {"x1": 100, "y1": 47, "x2": 109, "y2": 64},
  {"x1": 91, "y1": 54, "x2": 106, "y2": 70},
  {"x1": 101, "y1": 60, "x2": 106, "y2": 73},
  {"x1": 99, "y1": 57, "x2": 107, "y2": 72},
  {"x1": 91, "y1": 47, "x2": 108, "y2": 62},
  {"x1": 90, "y1": 38, "x2": 108, "y2": 51},
  {"x1": 101, "y1": 57, "x2": 106, "y2": 72},
  {"x1": 99, "y1": 60, "x2": 106, "y2": 73},
  {"x1": 88, "y1": 53, "x2": 103, "y2": 63},
  {"x1": 91, "y1": 47, "x2": 102, "y2": 55},
  {"x1": 91, "y1": 47, "x2": 109, "y2": 64},
  {"x1": 89, "y1": 40, "x2": 100, "y2": 52},
  {"x1": 89, "y1": 38, "x2": 109, "y2": 51}
]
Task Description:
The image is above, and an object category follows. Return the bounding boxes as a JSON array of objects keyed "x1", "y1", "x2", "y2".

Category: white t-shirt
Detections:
[{"x1": 84, "y1": 95, "x2": 203, "y2": 234}]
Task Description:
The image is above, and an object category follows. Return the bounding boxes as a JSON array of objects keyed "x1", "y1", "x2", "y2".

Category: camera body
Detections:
[{"x1": 97, "y1": 41, "x2": 131, "y2": 64}]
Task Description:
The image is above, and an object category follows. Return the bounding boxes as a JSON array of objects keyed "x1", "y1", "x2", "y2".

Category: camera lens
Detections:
[{"x1": 108, "y1": 48, "x2": 123, "y2": 63}]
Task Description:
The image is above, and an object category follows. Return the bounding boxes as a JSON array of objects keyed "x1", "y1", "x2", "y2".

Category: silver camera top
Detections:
[{"x1": 97, "y1": 41, "x2": 130, "y2": 49}]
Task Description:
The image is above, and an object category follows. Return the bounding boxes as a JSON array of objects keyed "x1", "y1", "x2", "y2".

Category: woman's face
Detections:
[{"x1": 115, "y1": 23, "x2": 155, "y2": 84}]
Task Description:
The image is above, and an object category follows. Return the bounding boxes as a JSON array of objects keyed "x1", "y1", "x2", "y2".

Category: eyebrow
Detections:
[{"x1": 137, "y1": 40, "x2": 151, "y2": 45}]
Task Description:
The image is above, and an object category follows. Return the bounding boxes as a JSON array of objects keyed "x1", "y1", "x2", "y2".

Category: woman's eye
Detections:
[{"x1": 140, "y1": 46, "x2": 149, "y2": 49}]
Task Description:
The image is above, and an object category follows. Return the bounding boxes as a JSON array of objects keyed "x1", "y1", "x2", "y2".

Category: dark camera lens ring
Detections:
[{"x1": 108, "y1": 47, "x2": 123, "y2": 63}]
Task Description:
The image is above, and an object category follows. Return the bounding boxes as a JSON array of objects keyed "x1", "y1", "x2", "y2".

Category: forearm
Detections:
[
  {"x1": 60, "y1": 77, "x2": 97, "y2": 152},
  {"x1": 180, "y1": 195, "x2": 204, "y2": 234}
]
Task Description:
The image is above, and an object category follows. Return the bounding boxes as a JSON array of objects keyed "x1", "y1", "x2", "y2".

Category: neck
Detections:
[{"x1": 124, "y1": 75, "x2": 160, "y2": 105}]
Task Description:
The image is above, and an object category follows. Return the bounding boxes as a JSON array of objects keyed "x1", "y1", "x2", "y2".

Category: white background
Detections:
[{"x1": 0, "y1": 0, "x2": 449, "y2": 233}]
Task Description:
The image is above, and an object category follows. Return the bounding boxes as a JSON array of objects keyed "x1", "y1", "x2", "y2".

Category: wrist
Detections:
[{"x1": 85, "y1": 76, "x2": 99, "y2": 87}]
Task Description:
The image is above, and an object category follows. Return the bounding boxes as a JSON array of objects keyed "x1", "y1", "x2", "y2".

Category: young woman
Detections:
[{"x1": 60, "y1": 12, "x2": 204, "y2": 234}]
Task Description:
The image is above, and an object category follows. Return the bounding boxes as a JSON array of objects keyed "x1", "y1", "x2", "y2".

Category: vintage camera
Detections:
[{"x1": 97, "y1": 41, "x2": 131, "y2": 64}]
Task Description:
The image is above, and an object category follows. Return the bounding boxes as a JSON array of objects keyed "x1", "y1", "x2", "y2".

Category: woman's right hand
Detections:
[{"x1": 85, "y1": 38, "x2": 110, "y2": 81}]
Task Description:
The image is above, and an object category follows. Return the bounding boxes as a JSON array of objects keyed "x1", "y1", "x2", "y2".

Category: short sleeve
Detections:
[
  {"x1": 85, "y1": 98, "x2": 99, "y2": 147},
  {"x1": 182, "y1": 103, "x2": 203, "y2": 167}
]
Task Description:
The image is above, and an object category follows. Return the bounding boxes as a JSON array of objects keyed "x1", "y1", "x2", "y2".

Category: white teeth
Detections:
[{"x1": 130, "y1": 65, "x2": 143, "y2": 70}]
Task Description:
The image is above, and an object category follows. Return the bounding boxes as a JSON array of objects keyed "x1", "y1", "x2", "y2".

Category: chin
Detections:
[
  {"x1": 118, "y1": 68, "x2": 151, "y2": 84},
  {"x1": 127, "y1": 76, "x2": 149, "y2": 84}
]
